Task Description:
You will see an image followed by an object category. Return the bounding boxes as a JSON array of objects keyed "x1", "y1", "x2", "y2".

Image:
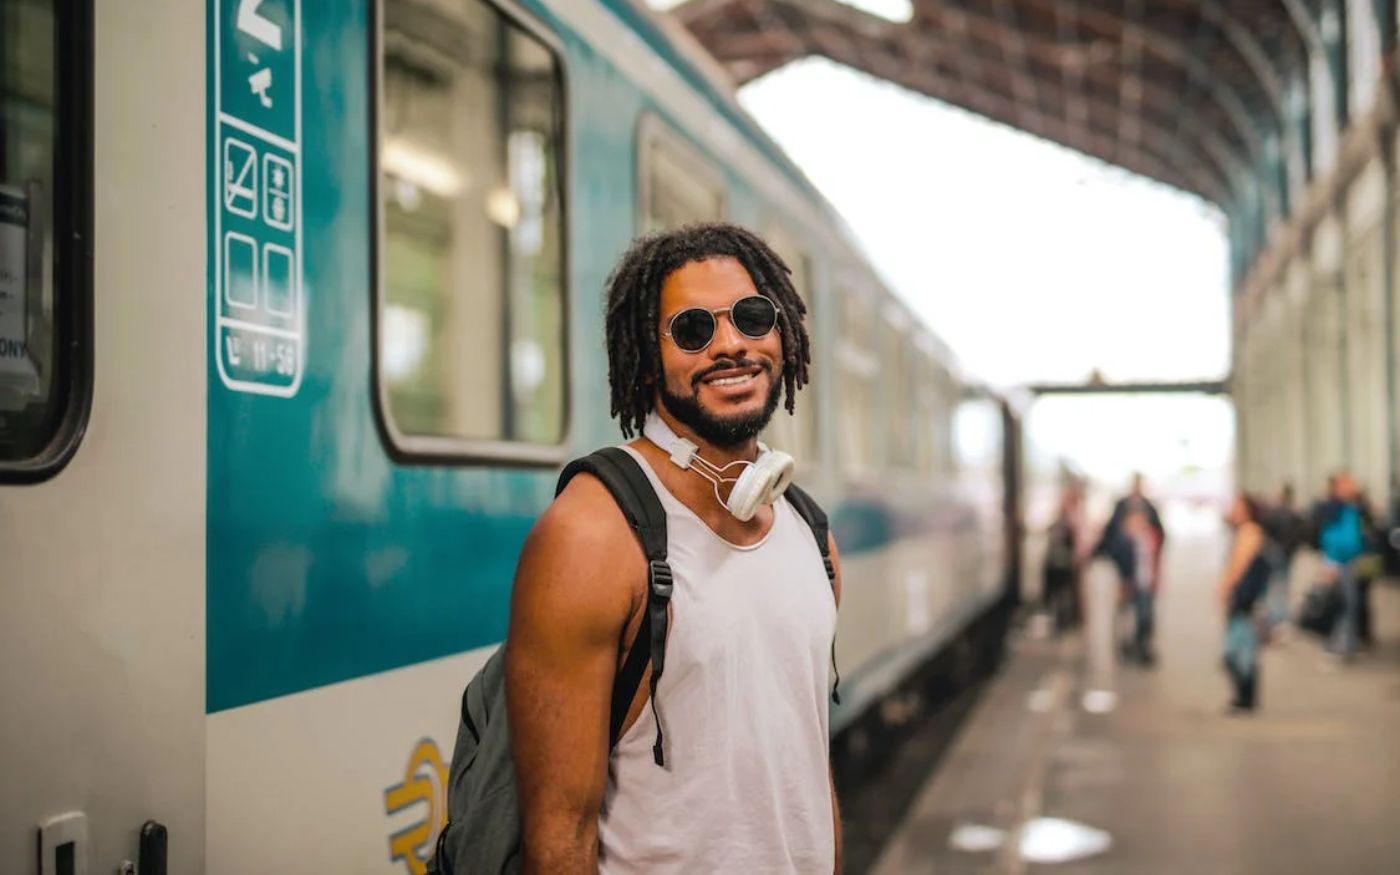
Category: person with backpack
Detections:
[
  {"x1": 432, "y1": 224, "x2": 843, "y2": 874},
  {"x1": 1093, "y1": 473, "x2": 1165, "y2": 665},
  {"x1": 1260, "y1": 483, "x2": 1304, "y2": 636},
  {"x1": 1217, "y1": 494, "x2": 1270, "y2": 713},
  {"x1": 1310, "y1": 471, "x2": 1368, "y2": 661}
]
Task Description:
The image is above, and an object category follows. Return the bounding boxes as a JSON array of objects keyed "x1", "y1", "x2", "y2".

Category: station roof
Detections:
[{"x1": 668, "y1": 0, "x2": 1315, "y2": 208}]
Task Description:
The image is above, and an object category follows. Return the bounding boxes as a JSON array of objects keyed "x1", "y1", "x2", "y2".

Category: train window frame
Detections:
[
  {"x1": 369, "y1": 0, "x2": 572, "y2": 468},
  {"x1": 0, "y1": 0, "x2": 94, "y2": 485},
  {"x1": 636, "y1": 112, "x2": 727, "y2": 232}
]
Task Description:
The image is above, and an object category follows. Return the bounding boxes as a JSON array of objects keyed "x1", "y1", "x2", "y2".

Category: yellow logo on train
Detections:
[{"x1": 385, "y1": 738, "x2": 449, "y2": 875}]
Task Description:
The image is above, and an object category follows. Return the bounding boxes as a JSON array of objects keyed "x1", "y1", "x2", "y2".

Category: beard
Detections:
[{"x1": 659, "y1": 361, "x2": 782, "y2": 449}]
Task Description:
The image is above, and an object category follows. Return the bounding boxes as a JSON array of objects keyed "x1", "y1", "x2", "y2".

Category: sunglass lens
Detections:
[
  {"x1": 732, "y1": 296, "x2": 778, "y2": 338},
  {"x1": 670, "y1": 309, "x2": 716, "y2": 352}
]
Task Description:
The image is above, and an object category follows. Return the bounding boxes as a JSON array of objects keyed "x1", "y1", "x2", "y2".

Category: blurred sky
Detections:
[{"x1": 732, "y1": 57, "x2": 1236, "y2": 495}]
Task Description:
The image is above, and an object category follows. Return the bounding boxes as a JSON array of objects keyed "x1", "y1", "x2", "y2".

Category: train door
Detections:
[{"x1": 0, "y1": 1, "x2": 208, "y2": 872}]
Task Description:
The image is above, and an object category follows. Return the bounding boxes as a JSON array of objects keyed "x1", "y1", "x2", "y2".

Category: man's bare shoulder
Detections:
[
  {"x1": 535, "y1": 471, "x2": 640, "y2": 549},
  {"x1": 515, "y1": 471, "x2": 646, "y2": 610}
]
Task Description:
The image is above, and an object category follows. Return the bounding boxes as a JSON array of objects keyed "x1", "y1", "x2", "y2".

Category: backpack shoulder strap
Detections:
[
  {"x1": 783, "y1": 483, "x2": 842, "y2": 704},
  {"x1": 784, "y1": 483, "x2": 834, "y2": 586},
  {"x1": 556, "y1": 447, "x2": 674, "y2": 765}
]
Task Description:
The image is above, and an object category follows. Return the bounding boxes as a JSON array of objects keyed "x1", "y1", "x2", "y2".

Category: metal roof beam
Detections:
[
  {"x1": 1196, "y1": 0, "x2": 1286, "y2": 122},
  {"x1": 673, "y1": 0, "x2": 1262, "y2": 201},
  {"x1": 1016, "y1": 0, "x2": 1267, "y2": 166},
  {"x1": 1119, "y1": 0, "x2": 1146, "y2": 157}
]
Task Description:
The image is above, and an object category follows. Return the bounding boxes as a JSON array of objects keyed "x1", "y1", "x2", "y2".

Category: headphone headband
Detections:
[{"x1": 641, "y1": 412, "x2": 794, "y2": 522}]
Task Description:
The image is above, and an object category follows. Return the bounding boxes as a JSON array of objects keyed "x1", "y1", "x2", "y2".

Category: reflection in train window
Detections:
[
  {"x1": 0, "y1": 0, "x2": 91, "y2": 479},
  {"x1": 763, "y1": 227, "x2": 818, "y2": 464},
  {"x1": 378, "y1": 0, "x2": 566, "y2": 457},
  {"x1": 639, "y1": 117, "x2": 725, "y2": 232}
]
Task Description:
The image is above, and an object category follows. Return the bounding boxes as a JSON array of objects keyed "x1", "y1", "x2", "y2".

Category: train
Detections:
[{"x1": 0, "y1": 0, "x2": 1021, "y2": 871}]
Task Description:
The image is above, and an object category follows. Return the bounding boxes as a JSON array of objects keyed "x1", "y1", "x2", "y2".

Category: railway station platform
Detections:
[{"x1": 867, "y1": 507, "x2": 1400, "y2": 874}]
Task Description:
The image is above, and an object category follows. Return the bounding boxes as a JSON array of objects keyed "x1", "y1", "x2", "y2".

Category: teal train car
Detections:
[{"x1": 0, "y1": 0, "x2": 1019, "y2": 871}]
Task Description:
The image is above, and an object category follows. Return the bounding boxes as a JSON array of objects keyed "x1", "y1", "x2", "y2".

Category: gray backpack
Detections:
[{"x1": 428, "y1": 447, "x2": 837, "y2": 874}]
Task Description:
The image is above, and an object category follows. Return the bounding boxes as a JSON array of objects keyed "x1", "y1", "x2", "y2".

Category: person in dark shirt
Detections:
[
  {"x1": 1261, "y1": 483, "x2": 1304, "y2": 634},
  {"x1": 1218, "y1": 494, "x2": 1270, "y2": 713},
  {"x1": 1042, "y1": 482, "x2": 1084, "y2": 633},
  {"x1": 1094, "y1": 473, "x2": 1165, "y2": 665},
  {"x1": 1309, "y1": 472, "x2": 1367, "y2": 660}
]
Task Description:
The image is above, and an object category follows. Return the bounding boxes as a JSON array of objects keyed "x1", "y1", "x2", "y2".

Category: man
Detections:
[
  {"x1": 1311, "y1": 471, "x2": 1367, "y2": 660},
  {"x1": 504, "y1": 223, "x2": 841, "y2": 873},
  {"x1": 1261, "y1": 483, "x2": 1304, "y2": 634},
  {"x1": 1042, "y1": 480, "x2": 1084, "y2": 633},
  {"x1": 1094, "y1": 473, "x2": 1166, "y2": 664}
]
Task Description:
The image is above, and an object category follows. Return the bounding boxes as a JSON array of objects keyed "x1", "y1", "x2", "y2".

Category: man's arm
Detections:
[
  {"x1": 505, "y1": 475, "x2": 644, "y2": 875},
  {"x1": 1147, "y1": 501, "x2": 1166, "y2": 544},
  {"x1": 1092, "y1": 499, "x2": 1127, "y2": 557},
  {"x1": 827, "y1": 532, "x2": 843, "y2": 874}
]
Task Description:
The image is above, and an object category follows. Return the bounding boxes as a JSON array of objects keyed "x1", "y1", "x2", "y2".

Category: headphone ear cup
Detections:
[
  {"x1": 759, "y1": 450, "x2": 796, "y2": 504},
  {"x1": 726, "y1": 450, "x2": 796, "y2": 522},
  {"x1": 726, "y1": 464, "x2": 766, "y2": 522}
]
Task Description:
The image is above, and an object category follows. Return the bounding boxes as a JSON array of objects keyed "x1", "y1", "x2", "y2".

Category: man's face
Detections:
[
  {"x1": 1335, "y1": 473, "x2": 1358, "y2": 501},
  {"x1": 655, "y1": 256, "x2": 784, "y2": 448}
]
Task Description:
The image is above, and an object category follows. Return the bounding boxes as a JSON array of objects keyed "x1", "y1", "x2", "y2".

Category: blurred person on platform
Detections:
[
  {"x1": 1042, "y1": 481, "x2": 1085, "y2": 633},
  {"x1": 1261, "y1": 483, "x2": 1305, "y2": 636},
  {"x1": 1355, "y1": 489, "x2": 1383, "y2": 649},
  {"x1": 1094, "y1": 473, "x2": 1165, "y2": 665},
  {"x1": 1309, "y1": 472, "x2": 1368, "y2": 661},
  {"x1": 1121, "y1": 509, "x2": 1162, "y2": 664},
  {"x1": 1385, "y1": 475, "x2": 1400, "y2": 576},
  {"x1": 1218, "y1": 494, "x2": 1270, "y2": 713}
]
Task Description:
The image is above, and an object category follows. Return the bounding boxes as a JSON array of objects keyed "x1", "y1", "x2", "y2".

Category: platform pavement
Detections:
[{"x1": 869, "y1": 511, "x2": 1400, "y2": 874}]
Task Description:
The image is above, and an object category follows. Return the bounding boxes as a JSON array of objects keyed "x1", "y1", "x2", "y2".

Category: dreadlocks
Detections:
[{"x1": 603, "y1": 222, "x2": 812, "y2": 438}]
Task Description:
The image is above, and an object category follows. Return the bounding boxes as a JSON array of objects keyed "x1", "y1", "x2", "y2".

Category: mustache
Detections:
[{"x1": 691, "y1": 358, "x2": 772, "y2": 388}]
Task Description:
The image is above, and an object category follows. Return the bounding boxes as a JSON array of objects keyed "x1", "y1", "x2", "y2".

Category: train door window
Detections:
[
  {"x1": 377, "y1": 0, "x2": 567, "y2": 463},
  {"x1": 762, "y1": 225, "x2": 817, "y2": 463},
  {"x1": 0, "y1": 0, "x2": 92, "y2": 481},
  {"x1": 638, "y1": 115, "x2": 725, "y2": 232}
]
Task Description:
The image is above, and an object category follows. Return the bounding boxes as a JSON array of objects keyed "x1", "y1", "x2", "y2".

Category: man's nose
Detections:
[{"x1": 707, "y1": 311, "x2": 748, "y2": 359}]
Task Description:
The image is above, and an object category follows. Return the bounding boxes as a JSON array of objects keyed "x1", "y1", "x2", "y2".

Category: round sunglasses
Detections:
[{"x1": 663, "y1": 294, "x2": 779, "y2": 353}]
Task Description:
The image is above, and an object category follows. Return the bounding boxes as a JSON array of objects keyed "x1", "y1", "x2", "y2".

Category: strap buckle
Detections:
[
  {"x1": 822, "y1": 557, "x2": 836, "y2": 583},
  {"x1": 648, "y1": 560, "x2": 674, "y2": 600}
]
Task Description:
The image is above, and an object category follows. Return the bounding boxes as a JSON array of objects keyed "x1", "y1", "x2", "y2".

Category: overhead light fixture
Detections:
[{"x1": 382, "y1": 138, "x2": 464, "y2": 198}]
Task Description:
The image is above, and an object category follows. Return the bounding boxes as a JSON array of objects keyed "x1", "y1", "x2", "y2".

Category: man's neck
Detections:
[{"x1": 653, "y1": 408, "x2": 760, "y2": 467}]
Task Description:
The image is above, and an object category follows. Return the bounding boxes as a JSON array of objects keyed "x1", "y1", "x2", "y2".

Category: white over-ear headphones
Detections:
[{"x1": 642, "y1": 412, "x2": 795, "y2": 522}]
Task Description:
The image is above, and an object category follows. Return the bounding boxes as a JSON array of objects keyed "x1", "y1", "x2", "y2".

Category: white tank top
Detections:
[{"x1": 597, "y1": 446, "x2": 837, "y2": 874}]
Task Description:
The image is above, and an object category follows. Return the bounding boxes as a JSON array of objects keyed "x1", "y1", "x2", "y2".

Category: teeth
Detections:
[{"x1": 709, "y1": 373, "x2": 755, "y2": 387}]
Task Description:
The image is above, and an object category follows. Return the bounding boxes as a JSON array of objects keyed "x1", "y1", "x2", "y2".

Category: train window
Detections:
[
  {"x1": 762, "y1": 227, "x2": 817, "y2": 463},
  {"x1": 836, "y1": 283, "x2": 878, "y2": 474},
  {"x1": 923, "y1": 359, "x2": 955, "y2": 476},
  {"x1": 376, "y1": 0, "x2": 567, "y2": 463},
  {"x1": 883, "y1": 316, "x2": 917, "y2": 469},
  {"x1": 639, "y1": 116, "x2": 725, "y2": 231},
  {"x1": 0, "y1": 0, "x2": 92, "y2": 482}
]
